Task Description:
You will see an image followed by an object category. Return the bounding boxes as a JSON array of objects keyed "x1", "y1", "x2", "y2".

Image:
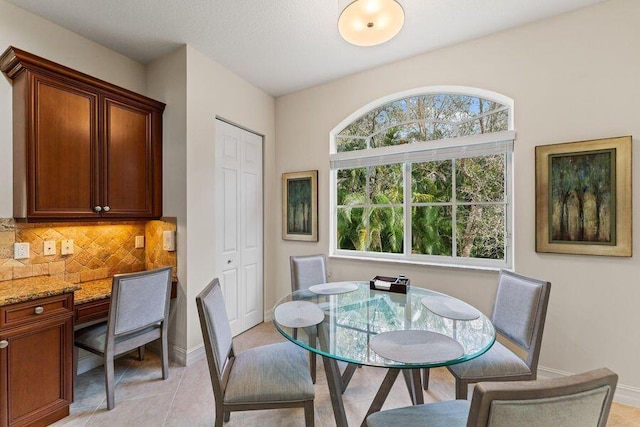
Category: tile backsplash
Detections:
[{"x1": 0, "y1": 218, "x2": 177, "y2": 283}]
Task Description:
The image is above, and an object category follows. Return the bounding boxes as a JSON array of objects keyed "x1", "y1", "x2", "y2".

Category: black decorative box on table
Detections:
[{"x1": 369, "y1": 275, "x2": 410, "y2": 294}]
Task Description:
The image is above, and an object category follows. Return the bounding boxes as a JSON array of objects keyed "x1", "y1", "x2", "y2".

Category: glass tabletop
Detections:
[{"x1": 273, "y1": 281, "x2": 495, "y2": 369}]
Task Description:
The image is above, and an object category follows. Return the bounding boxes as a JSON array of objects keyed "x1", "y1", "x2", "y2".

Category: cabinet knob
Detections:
[
  {"x1": 34, "y1": 306, "x2": 44, "y2": 315},
  {"x1": 103, "y1": 206, "x2": 111, "y2": 212},
  {"x1": 0, "y1": 340, "x2": 7, "y2": 349},
  {"x1": 94, "y1": 206, "x2": 102, "y2": 212}
]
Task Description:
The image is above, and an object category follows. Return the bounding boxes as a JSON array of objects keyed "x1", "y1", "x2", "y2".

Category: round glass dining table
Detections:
[{"x1": 273, "y1": 281, "x2": 495, "y2": 427}]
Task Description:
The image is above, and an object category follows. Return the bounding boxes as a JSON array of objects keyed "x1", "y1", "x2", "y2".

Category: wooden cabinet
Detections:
[
  {"x1": 0, "y1": 46, "x2": 165, "y2": 221},
  {"x1": 0, "y1": 293, "x2": 74, "y2": 427}
]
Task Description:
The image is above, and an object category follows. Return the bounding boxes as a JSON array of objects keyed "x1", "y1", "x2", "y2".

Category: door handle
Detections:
[
  {"x1": 0, "y1": 340, "x2": 8, "y2": 349},
  {"x1": 34, "y1": 306, "x2": 44, "y2": 315},
  {"x1": 227, "y1": 259, "x2": 232, "y2": 264}
]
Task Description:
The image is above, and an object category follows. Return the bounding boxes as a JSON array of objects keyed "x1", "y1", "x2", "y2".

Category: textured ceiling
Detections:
[{"x1": 6, "y1": 0, "x2": 606, "y2": 96}]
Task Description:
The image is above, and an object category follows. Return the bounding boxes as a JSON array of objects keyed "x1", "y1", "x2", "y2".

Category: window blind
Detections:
[{"x1": 330, "y1": 130, "x2": 514, "y2": 170}]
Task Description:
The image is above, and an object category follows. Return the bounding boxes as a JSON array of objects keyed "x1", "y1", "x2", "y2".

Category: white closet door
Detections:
[{"x1": 215, "y1": 119, "x2": 263, "y2": 336}]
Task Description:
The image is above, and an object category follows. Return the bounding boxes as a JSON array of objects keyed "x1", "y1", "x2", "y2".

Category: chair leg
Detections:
[
  {"x1": 105, "y1": 356, "x2": 116, "y2": 410},
  {"x1": 309, "y1": 333, "x2": 317, "y2": 384},
  {"x1": 455, "y1": 379, "x2": 469, "y2": 400},
  {"x1": 304, "y1": 400, "x2": 315, "y2": 427},
  {"x1": 214, "y1": 406, "x2": 224, "y2": 427},
  {"x1": 161, "y1": 333, "x2": 169, "y2": 379},
  {"x1": 422, "y1": 368, "x2": 430, "y2": 390},
  {"x1": 138, "y1": 345, "x2": 145, "y2": 361}
]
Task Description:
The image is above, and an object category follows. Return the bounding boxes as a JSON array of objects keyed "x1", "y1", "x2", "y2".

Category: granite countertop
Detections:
[
  {"x1": 73, "y1": 278, "x2": 113, "y2": 305},
  {"x1": 1, "y1": 274, "x2": 177, "y2": 308},
  {"x1": 0, "y1": 276, "x2": 81, "y2": 306}
]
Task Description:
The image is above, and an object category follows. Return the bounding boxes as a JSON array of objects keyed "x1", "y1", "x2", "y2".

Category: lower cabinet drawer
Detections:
[{"x1": 0, "y1": 293, "x2": 73, "y2": 329}]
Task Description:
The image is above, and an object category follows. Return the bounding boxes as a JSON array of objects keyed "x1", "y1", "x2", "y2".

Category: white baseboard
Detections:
[
  {"x1": 184, "y1": 344, "x2": 206, "y2": 365},
  {"x1": 168, "y1": 343, "x2": 205, "y2": 366},
  {"x1": 539, "y1": 366, "x2": 640, "y2": 408}
]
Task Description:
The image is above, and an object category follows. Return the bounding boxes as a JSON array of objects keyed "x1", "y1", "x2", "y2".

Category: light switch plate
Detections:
[
  {"x1": 135, "y1": 235, "x2": 145, "y2": 248},
  {"x1": 61, "y1": 239, "x2": 74, "y2": 255},
  {"x1": 163, "y1": 230, "x2": 176, "y2": 251},
  {"x1": 44, "y1": 240, "x2": 56, "y2": 256},
  {"x1": 14, "y1": 242, "x2": 29, "y2": 259}
]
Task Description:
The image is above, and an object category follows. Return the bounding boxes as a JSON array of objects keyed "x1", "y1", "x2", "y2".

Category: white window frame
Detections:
[{"x1": 329, "y1": 86, "x2": 515, "y2": 270}]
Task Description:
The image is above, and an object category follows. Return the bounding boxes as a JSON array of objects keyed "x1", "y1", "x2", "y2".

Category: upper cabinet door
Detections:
[
  {"x1": 29, "y1": 74, "x2": 100, "y2": 219},
  {"x1": 101, "y1": 96, "x2": 161, "y2": 218}
]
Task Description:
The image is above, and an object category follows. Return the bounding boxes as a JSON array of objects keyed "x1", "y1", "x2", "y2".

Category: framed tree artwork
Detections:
[
  {"x1": 535, "y1": 135, "x2": 632, "y2": 256},
  {"x1": 282, "y1": 170, "x2": 318, "y2": 241}
]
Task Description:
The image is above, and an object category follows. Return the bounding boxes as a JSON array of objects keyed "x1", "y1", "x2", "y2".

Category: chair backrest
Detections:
[
  {"x1": 290, "y1": 254, "x2": 327, "y2": 292},
  {"x1": 107, "y1": 266, "x2": 173, "y2": 338},
  {"x1": 467, "y1": 368, "x2": 618, "y2": 427},
  {"x1": 196, "y1": 278, "x2": 234, "y2": 401},
  {"x1": 491, "y1": 269, "x2": 551, "y2": 370}
]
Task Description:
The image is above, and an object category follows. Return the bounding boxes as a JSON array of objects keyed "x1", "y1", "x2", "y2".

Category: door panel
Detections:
[
  {"x1": 221, "y1": 269, "x2": 239, "y2": 328},
  {"x1": 240, "y1": 133, "x2": 263, "y2": 329},
  {"x1": 243, "y1": 172, "x2": 258, "y2": 249},
  {"x1": 31, "y1": 75, "x2": 98, "y2": 217},
  {"x1": 1, "y1": 316, "x2": 73, "y2": 427},
  {"x1": 223, "y1": 169, "x2": 238, "y2": 253},
  {"x1": 215, "y1": 120, "x2": 263, "y2": 336},
  {"x1": 102, "y1": 97, "x2": 153, "y2": 217}
]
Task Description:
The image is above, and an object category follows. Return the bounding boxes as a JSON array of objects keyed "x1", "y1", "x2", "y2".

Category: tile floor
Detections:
[{"x1": 53, "y1": 322, "x2": 640, "y2": 427}]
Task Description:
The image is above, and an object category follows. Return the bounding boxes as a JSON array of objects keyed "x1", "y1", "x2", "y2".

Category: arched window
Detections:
[{"x1": 330, "y1": 87, "x2": 514, "y2": 269}]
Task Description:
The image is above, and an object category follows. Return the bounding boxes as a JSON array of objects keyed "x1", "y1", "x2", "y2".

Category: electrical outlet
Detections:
[
  {"x1": 135, "y1": 235, "x2": 145, "y2": 248},
  {"x1": 14, "y1": 242, "x2": 30, "y2": 259},
  {"x1": 61, "y1": 239, "x2": 74, "y2": 255},
  {"x1": 44, "y1": 240, "x2": 56, "y2": 256}
]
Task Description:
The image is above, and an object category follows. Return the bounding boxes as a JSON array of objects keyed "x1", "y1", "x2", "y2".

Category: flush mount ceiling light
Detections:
[{"x1": 338, "y1": 0, "x2": 405, "y2": 47}]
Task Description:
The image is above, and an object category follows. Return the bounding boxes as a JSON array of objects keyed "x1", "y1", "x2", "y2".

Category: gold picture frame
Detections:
[
  {"x1": 535, "y1": 136, "x2": 632, "y2": 256},
  {"x1": 282, "y1": 170, "x2": 318, "y2": 241}
]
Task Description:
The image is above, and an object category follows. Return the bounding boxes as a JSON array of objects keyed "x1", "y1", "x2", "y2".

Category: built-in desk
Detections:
[{"x1": 0, "y1": 274, "x2": 176, "y2": 426}]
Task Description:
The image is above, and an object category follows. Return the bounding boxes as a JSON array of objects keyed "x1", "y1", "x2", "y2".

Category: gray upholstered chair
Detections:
[
  {"x1": 196, "y1": 278, "x2": 315, "y2": 427},
  {"x1": 367, "y1": 367, "x2": 617, "y2": 427},
  {"x1": 74, "y1": 266, "x2": 173, "y2": 410},
  {"x1": 425, "y1": 269, "x2": 551, "y2": 399},
  {"x1": 290, "y1": 254, "x2": 328, "y2": 292},
  {"x1": 290, "y1": 254, "x2": 327, "y2": 383}
]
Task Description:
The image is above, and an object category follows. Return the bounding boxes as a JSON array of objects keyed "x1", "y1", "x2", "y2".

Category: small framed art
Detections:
[{"x1": 282, "y1": 170, "x2": 318, "y2": 241}]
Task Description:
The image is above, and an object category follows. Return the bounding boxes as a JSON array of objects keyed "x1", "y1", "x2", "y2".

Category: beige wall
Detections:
[
  {"x1": 146, "y1": 46, "x2": 276, "y2": 358},
  {"x1": 146, "y1": 46, "x2": 188, "y2": 353},
  {"x1": 181, "y1": 46, "x2": 276, "y2": 353},
  {"x1": 275, "y1": 0, "x2": 640, "y2": 403}
]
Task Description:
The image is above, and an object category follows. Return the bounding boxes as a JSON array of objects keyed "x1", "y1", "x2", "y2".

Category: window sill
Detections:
[{"x1": 329, "y1": 252, "x2": 508, "y2": 272}]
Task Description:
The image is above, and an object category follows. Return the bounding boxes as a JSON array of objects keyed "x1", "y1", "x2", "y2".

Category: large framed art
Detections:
[
  {"x1": 282, "y1": 170, "x2": 318, "y2": 241},
  {"x1": 535, "y1": 135, "x2": 632, "y2": 256}
]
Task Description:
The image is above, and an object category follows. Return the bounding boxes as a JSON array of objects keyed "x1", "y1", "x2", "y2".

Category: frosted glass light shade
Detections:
[{"x1": 338, "y1": 0, "x2": 405, "y2": 47}]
